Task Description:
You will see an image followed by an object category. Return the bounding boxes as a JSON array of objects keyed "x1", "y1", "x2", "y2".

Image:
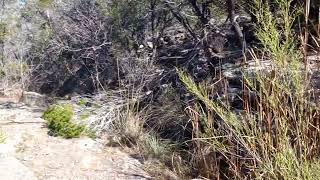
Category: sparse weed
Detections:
[
  {"x1": 80, "y1": 112, "x2": 90, "y2": 120},
  {"x1": 143, "y1": 134, "x2": 170, "y2": 160},
  {"x1": 0, "y1": 131, "x2": 6, "y2": 143},
  {"x1": 78, "y1": 99, "x2": 88, "y2": 107}
]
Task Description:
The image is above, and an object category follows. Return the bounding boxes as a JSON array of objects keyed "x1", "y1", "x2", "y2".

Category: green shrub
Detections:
[{"x1": 43, "y1": 104, "x2": 86, "y2": 138}]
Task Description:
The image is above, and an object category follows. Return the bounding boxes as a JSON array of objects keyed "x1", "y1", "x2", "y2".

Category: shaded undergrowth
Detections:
[{"x1": 111, "y1": 0, "x2": 320, "y2": 179}]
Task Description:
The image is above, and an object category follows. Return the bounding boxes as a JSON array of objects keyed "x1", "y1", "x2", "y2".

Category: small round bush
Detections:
[{"x1": 43, "y1": 104, "x2": 85, "y2": 138}]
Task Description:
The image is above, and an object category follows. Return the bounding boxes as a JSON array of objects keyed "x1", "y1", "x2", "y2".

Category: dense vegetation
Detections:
[{"x1": 1, "y1": 0, "x2": 320, "y2": 179}]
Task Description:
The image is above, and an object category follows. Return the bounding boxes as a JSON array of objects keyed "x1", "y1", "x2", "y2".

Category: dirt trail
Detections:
[{"x1": 0, "y1": 102, "x2": 150, "y2": 180}]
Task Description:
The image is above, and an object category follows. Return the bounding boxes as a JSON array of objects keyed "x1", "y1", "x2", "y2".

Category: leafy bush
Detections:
[{"x1": 43, "y1": 104, "x2": 86, "y2": 138}]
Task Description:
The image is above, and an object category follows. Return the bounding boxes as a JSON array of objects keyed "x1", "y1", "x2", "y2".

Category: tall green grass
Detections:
[{"x1": 177, "y1": 0, "x2": 320, "y2": 178}]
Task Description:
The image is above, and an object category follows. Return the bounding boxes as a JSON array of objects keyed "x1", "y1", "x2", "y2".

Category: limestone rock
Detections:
[{"x1": 20, "y1": 91, "x2": 49, "y2": 107}]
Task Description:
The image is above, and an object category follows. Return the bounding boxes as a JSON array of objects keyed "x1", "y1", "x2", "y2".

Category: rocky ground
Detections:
[{"x1": 0, "y1": 99, "x2": 150, "y2": 180}]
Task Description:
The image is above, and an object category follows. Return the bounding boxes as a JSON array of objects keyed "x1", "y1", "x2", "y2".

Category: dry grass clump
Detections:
[{"x1": 107, "y1": 87, "x2": 191, "y2": 178}]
